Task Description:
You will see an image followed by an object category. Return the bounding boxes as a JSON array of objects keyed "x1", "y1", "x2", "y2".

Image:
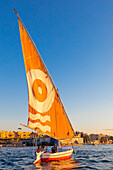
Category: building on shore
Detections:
[
  {"x1": 0, "y1": 131, "x2": 112, "y2": 146},
  {"x1": 0, "y1": 131, "x2": 43, "y2": 140},
  {"x1": 69, "y1": 132, "x2": 84, "y2": 145},
  {"x1": 89, "y1": 133, "x2": 111, "y2": 144}
]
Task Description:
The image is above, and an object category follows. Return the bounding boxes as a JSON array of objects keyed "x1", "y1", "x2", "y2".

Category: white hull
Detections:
[{"x1": 33, "y1": 147, "x2": 73, "y2": 164}]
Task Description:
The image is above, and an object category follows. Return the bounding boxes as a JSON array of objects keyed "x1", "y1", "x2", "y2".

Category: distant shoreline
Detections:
[{"x1": 0, "y1": 143, "x2": 112, "y2": 148}]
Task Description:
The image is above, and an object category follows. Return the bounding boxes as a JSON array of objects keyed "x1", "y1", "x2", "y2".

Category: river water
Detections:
[{"x1": 0, "y1": 144, "x2": 113, "y2": 169}]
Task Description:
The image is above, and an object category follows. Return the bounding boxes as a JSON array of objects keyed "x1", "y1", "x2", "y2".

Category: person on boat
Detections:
[
  {"x1": 41, "y1": 144, "x2": 46, "y2": 152},
  {"x1": 36, "y1": 145, "x2": 41, "y2": 153},
  {"x1": 51, "y1": 142, "x2": 58, "y2": 153},
  {"x1": 45, "y1": 143, "x2": 49, "y2": 152}
]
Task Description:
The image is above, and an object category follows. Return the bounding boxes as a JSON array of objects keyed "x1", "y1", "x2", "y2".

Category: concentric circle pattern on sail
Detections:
[
  {"x1": 27, "y1": 69, "x2": 55, "y2": 113},
  {"x1": 32, "y1": 79, "x2": 47, "y2": 102}
]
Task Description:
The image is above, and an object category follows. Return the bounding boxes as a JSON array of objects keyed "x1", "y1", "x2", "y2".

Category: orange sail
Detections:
[{"x1": 15, "y1": 10, "x2": 74, "y2": 140}]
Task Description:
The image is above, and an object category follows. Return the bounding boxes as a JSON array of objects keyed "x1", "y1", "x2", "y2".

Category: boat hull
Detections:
[{"x1": 34, "y1": 148, "x2": 73, "y2": 164}]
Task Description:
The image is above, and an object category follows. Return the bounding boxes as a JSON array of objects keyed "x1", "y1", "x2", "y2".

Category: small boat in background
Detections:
[{"x1": 14, "y1": 9, "x2": 75, "y2": 163}]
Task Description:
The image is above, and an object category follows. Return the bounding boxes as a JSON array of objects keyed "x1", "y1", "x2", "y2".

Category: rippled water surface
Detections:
[{"x1": 0, "y1": 144, "x2": 113, "y2": 169}]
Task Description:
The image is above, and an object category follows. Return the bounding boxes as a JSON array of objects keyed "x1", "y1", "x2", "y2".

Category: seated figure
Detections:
[
  {"x1": 45, "y1": 143, "x2": 49, "y2": 152},
  {"x1": 36, "y1": 145, "x2": 41, "y2": 153},
  {"x1": 41, "y1": 144, "x2": 46, "y2": 152},
  {"x1": 51, "y1": 142, "x2": 58, "y2": 153}
]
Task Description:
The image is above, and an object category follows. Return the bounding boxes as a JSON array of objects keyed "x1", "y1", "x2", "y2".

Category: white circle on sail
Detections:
[
  {"x1": 38, "y1": 86, "x2": 42, "y2": 94},
  {"x1": 27, "y1": 69, "x2": 55, "y2": 113}
]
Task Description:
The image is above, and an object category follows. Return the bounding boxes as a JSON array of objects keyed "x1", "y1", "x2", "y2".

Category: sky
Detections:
[{"x1": 0, "y1": 0, "x2": 113, "y2": 135}]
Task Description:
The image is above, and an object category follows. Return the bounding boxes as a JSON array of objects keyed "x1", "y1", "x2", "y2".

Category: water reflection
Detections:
[{"x1": 35, "y1": 158, "x2": 79, "y2": 169}]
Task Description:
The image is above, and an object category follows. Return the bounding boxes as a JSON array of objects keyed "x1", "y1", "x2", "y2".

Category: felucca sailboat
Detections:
[{"x1": 14, "y1": 9, "x2": 74, "y2": 163}]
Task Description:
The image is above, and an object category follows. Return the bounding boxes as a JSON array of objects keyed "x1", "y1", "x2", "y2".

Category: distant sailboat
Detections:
[{"x1": 14, "y1": 9, "x2": 74, "y2": 163}]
